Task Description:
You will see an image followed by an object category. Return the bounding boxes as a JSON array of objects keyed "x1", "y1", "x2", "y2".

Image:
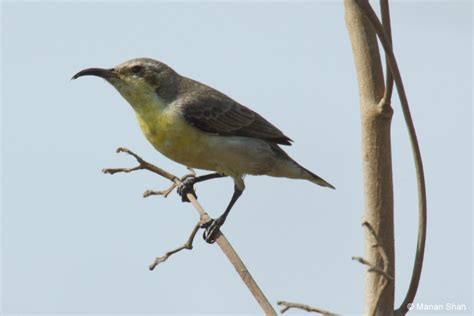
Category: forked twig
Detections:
[
  {"x1": 143, "y1": 183, "x2": 178, "y2": 198},
  {"x1": 277, "y1": 301, "x2": 339, "y2": 315},
  {"x1": 352, "y1": 221, "x2": 393, "y2": 316},
  {"x1": 351, "y1": 256, "x2": 393, "y2": 281},
  {"x1": 143, "y1": 170, "x2": 196, "y2": 198},
  {"x1": 363, "y1": 220, "x2": 392, "y2": 316},
  {"x1": 102, "y1": 147, "x2": 180, "y2": 181},
  {"x1": 103, "y1": 147, "x2": 277, "y2": 316},
  {"x1": 149, "y1": 220, "x2": 203, "y2": 270},
  {"x1": 363, "y1": 221, "x2": 390, "y2": 273}
]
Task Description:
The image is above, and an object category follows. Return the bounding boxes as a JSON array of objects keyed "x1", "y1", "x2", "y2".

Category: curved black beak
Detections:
[{"x1": 71, "y1": 67, "x2": 116, "y2": 80}]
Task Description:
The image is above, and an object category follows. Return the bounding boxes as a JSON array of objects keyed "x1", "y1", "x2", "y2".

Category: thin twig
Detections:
[
  {"x1": 355, "y1": 2, "x2": 427, "y2": 315},
  {"x1": 350, "y1": 221, "x2": 394, "y2": 316},
  {"x1": 362, "y1": 221, "x2": 392, "y2": 316},
  {"x1": 351, "y1": 256, "x2": 393, "y2": 281},
  {"x1": 277, "y1": 301, "x2": 339, "y2": 315},
  {"x1": 363, "y1": 221, "x2": 390, "y2": 271},
  {"x1": 143, "y1": 183, "x2": 178, "y2": 198},
  {"x1": 142, "y1": 170, "x2": 196, "y2": 198},
  {"x1": 102, "y1": 147, "x2": 180, "y2": 181},
  {"x1": 149, "y1": 220, "x2": 202, "y2": 270},
  {"x1": 103, "y1": 147, "x2": 277, "y2": 316}
]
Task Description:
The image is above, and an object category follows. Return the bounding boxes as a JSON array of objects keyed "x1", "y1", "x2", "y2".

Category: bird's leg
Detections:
[
  {"x1": 177, "y1": 172, "x2": 227, "y2": 202},
  {"x1": 202, "y1": 185, "x2": 243, "y2": 244}
]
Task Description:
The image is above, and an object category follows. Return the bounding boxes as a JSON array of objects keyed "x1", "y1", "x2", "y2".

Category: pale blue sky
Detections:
[{"x1": 1, "y1": 1, "x2": 472, "y2": 315}]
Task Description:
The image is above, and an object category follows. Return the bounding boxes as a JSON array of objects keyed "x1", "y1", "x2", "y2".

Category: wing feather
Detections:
[{"x1": 180, "y1": 91, "x2": 292, "y2": 145}]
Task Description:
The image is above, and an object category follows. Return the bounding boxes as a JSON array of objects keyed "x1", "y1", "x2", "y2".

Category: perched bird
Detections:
[{"x1": 72, "y1": 58, "x2": 334, "y2": 243}]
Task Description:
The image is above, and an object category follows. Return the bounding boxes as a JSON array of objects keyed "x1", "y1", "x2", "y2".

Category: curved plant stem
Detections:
[{"x1": 356, "y1": 1, "x2": 428, "y2": 315}]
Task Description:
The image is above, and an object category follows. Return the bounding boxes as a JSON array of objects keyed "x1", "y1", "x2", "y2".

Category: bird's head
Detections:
[{"x1": 72, "y1": 58, "x2": 180, "y2": 109}]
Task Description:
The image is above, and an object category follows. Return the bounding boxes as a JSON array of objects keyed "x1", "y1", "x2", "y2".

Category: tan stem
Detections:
[
  {"x1": 344, "y1": 1, "x2": 395, "y2": 315},
  {"x1": 104, "y1": 147, "x2": 277, "y2": 316},
  {"x1": 352, "y1": 2, "x2": 427, "y2": 314}
]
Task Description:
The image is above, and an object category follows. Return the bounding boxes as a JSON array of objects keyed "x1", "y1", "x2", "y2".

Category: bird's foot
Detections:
[
  {"x1": 177, "y1": 177, "x2": 197, "y2": 202},
  {"x1": 201, "y1": 217, "x2": 224, "y2": 244}
]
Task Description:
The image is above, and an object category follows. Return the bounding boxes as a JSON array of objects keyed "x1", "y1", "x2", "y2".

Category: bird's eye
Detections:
[{"x1": 131, "y1": 65, "x2": 143, "y2": 75}]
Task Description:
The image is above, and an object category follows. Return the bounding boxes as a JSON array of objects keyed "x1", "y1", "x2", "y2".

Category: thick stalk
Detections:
[{"x1": 344, "y1": 1, "x2": 395, "y2": 315}]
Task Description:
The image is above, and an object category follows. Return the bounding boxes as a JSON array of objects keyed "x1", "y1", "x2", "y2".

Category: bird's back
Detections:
[{"x1": 176, "y1": 77, "x2": 293, "y2": 145}]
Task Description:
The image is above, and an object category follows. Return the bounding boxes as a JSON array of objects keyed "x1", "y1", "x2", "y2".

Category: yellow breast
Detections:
[{"x1": 136, "y1": 107, "x2": 214, "y2": 170}]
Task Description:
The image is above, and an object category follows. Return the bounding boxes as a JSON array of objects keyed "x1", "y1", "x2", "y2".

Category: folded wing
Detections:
[{"x1": 180, "y1": 91, "x2": 293, "y2": 145}]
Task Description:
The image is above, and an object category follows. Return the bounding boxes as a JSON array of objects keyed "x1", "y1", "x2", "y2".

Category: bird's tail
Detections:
[
  {"x1": 300, "y1": 165, "x2": 335, "y2": 189},
  {"x1": 269, "y1": 143, "x2": 335, "y2": 189}
]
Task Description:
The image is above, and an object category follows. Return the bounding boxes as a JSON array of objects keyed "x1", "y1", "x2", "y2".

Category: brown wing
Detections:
[{"x1": 180, "y1": 91, "x2": 293, "y2": 145}]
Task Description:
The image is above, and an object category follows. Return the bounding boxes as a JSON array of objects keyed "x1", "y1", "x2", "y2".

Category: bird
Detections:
[{"x1": 72, "y1": 57, "x2": 334, "y2": 243}]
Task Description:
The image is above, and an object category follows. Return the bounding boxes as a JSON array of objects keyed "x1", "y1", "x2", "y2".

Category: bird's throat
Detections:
[{"x1": 115, "y1": 82, "x2": 168, "y2": 117}]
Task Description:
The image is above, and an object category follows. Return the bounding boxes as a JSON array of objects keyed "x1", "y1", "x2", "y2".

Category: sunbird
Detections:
[{"x1": 73, "y1": 58, "x2": 334, "y2": 243}]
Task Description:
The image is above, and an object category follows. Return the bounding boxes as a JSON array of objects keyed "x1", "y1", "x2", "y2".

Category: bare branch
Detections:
[
  {"x1": 363, "y1": 221, "x2": 390, "y2": 272},
  {"x1": 102, "y1": 166, "x2": 142, "y2": 175},
  {"x1": 277, "y1": 301, "x2": 339, "y2": 315},
  {"x1": 149, "y1": 220, "x2": 202, "y2": 270},
  {"x1": 142, "y1": 170, "x2": 196, "y2": 198},
  {"x1": 351, "y1": 221, "x2": 394, "y2": 316},
  {"x1": 352, "y1": 256, "x2": 393, "y2": 281},
  {"x1": 104, "y1": 147, "x2": 277, "y2": 316},
  {"x1": 143, "y1": 183, "x2": 178, "y2": 198},
  {"x1": 354, "y1": 2, "x2": 428, "y2": 314},
  {"x1": 102, "y1": 147, "x2": 179, "y2": 181}
]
